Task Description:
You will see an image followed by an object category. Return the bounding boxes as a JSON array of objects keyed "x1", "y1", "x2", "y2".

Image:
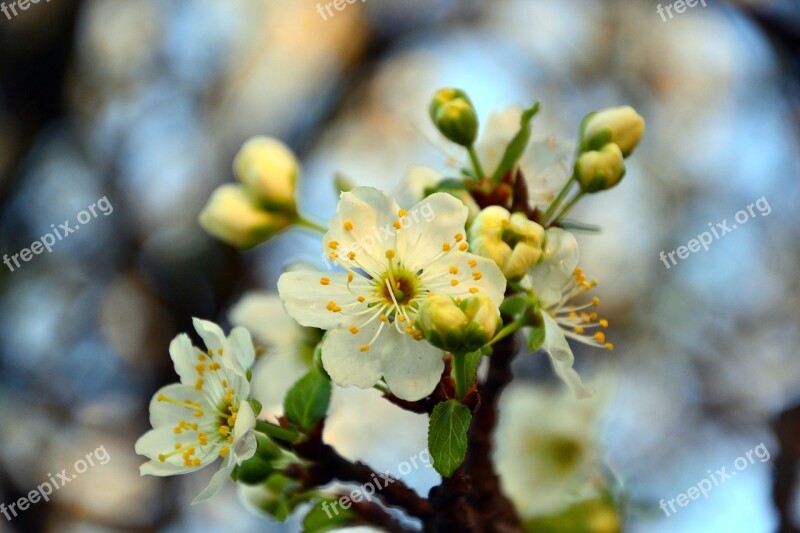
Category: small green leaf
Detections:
[
  {"x1": 248, "y1": 398, "x2": 263, "y2": 416},
  {"x1": 528, "y1": 326, "x2": 545, "y2": 352},
  {"x1": 500, "y1": 294, "x2": 530, "y2": 316},
  {"x1": 465, "y1": 350, "x2": 483, "y2": 389},
  {"x1": 491, "y1": 102, "x2": 541, "y2": 182},
  {"x1": 303, "y1": 496, "x2": 358, "y2": 532},
  {"x1": 558, "y1": 219, "x2": 603, "y2": 233},
  {"x1": 428, "y1": 400, "x2": 472, "y2": 477},
  {"x1": 284, "y1": 370, "x2": 332, "y2": 430}
]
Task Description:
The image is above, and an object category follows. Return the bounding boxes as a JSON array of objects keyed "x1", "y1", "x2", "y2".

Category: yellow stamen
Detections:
[
  {"x1": 449, "y1": 266, "x2": 458, "y2": 274},
  {"x1": 594, "y1": 332, "x2": 606, "y2": 343},
  {"x1": 599, "y1": 319, "x2": 609, "y2": 328},
  {"x1": 459, "y1": 242, "x2": 468, "y2": 251},
  {"x1": 451, "y1": 279, "x2": 459, "y2": 286},
  {"x1": 344, "y1": 221, "x2": 354, "y2": 231},
  {"x1": 398, "y1": 209, "x2": 408, "y2": 217},
  {"x1": 442, "y1": 243, "x2": 451, "y2": 252},
  {"x1": 469, "y1": 287, "x2": 479, "y2": 294},
  {"x1": 472, "y1": 271, "x2": 482, "y2": 281},
  {"x1": 349, "y1": 325, "x2": 359, "y2": 334},
  {"x1": 385, "y1": 250, "x2": 395, "y2": 260},
  {"x1": 468, "y1": 259, "x2": 477, "y2": 268},
  {"x1": 328, "y1": 240, "x2": 339, "y2": 250},
  {"x1": 360, "y1": 344, "x2": 370, "y2": 352},
  {"x1": 320, "y1": 277, "x2": 330, "y2": 286},
  {"x1": 454, "y1": 233, "x2": 464, "y2": 242}
]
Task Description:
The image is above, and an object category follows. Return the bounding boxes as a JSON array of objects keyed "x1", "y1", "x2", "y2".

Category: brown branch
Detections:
[{"x1": 291, "y1": 423, "x2": 434, "y2": 523}]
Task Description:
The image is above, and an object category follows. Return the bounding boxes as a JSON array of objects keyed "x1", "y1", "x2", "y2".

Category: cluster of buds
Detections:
[
  {"x1": 575, "y1": 106, "x2": 645, "y2": 193},
  {"x1": 468, "y1": 206, "x2": 546, "y2": 281},
  {"x1": 199, "y1": 137, "x2": 299, "y2": 248},
  {"x1": 415, "y1": 293, "x2": 501, "y2": 353}
]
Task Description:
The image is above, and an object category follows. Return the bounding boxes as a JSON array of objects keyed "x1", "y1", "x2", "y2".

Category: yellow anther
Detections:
[
  {"x1": 455, "y1": 297, "x2": 463, "y2": 304},
  {"x1": 604, "y1": 342, "x2": 614, "y2": 351},
  {"x1": 157, "y1": 393, "x2": 167, "y2": 402},
  {"x1": 398, "y1": 314, "x2": 406, "y2": 322},
  {"x1": 599, "y1": 319, "x2": 609, "y2": 328},
  {"x1": 218, "y1": 348, "x2": 223, "y2": 355},
  {"x1": 469, "y1": 287, "x2": 479, "y2": 294},
  {"x1": 449, "y1": 266, "x2": 458, "y2": 274},
  {"x1": 442, "y1": 243, "x2": 451, "y2": 252},
  {"x1": 360, "y1": 344, "x2": 370, "y2": 352},
  {"x1": 592, "y1": 297, "x2": 600, "y2": 306},
  {"x1": 348, "y1": 251, "x2": 356, "y2": 260},
  {"x1": 589, "y1": 312, "x2": 598, "y2": 321},
  {"x1": 568, "y1": 311, "x2": 578, "y2": 319},
  {"x1": 219, "y1": 425, "x2": 230, "y2": 436},
  {"x1": 393, "y1": 220, "x2": 402, "y2": 229},
  {"x1": 175, "y1": 443, "x2": 183, "y2": 450},
  {"x1": 344, "y1": 221, "x2": 354, "y2": 231},
  {"x1": 194, "y1": 379, "x2": 204, "y2": 391},
  {"x1": 357, "y1": 296, "x2": 366, "y2": 303},
  {"x1": 193, "y1": 458, "x2": 201, "y2": 466},
  {"x1": 594, "y1": 332, "x2": 606, "y2": 343},
  {"x1": 328, "y1": 240, "x2": 339, "y2": 250},
  {"x1": 468, "y1": 259, "x2": 477, "y2": 268},
  {"x1": 329, "y1": 252, "x2": 338, "y2": 260},
  {"x1": 380, "y1": 314, "x2": 388, "y2": 322},
  {"x1": 220, "y1": 446, "x2": 230, "y2": 458},
  {"x1": 158, "y1": 454, "x2": 167, "y2": 462},
  {"x1": 228, "y1": 413, "x2": 238, "y2": 426},
  {"x1": 454, "y1": 233, "x2": 464, "y2": 242},
  {"x1": 348, "y1": 271, "x2": 354, "y2": 283},
  {"x1": 451, "y1": 279, "x2": 459, "y2": 286},
  {"x1": 197, "y1": 353, "x2": 206, "y2": 361},
  {"x1": 195, "y1": 363, "x2": 206, "y2": 375},
  {"x1": 320, "y1": 277, "x2": 331, "y2": 286},
  {"x1": 349, "y1": 325, "x2": 359, "y2": 334},
  {"x1": 198, "y1": 432, "x2": 208, "y2": 445},
  {"x1": 574, "y1": 267, "x2": 584, "y2": 276},
  {"x1": 193, "y1": 411, "x2": 203, "y2": 418},
  {"x1": 221, "y1": 380, "x2": 228, "y2": 387},
  {"x1": 459, "y1": 242, "x2": 468, "y2": 251},
  {"x1": 385, "y1": 250, "x2": 395, "y2": 259},
  {"x1": 398, "y1": 209, "x2": 408, "y2": 217},
  {"x1": 472, "y1": 271, "x2": 482, "y2": 281},
  {"x1": 574, "y1": 326, "x2": 585, "y2": 334},
  {"x1": 209, "y1": 362, "x2": 221, "y2": 370}
]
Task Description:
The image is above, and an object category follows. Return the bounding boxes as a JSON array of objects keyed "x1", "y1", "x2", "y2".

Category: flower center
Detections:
[{"x1": 381, "y1": 270, "x2": 419, "y2": 307}]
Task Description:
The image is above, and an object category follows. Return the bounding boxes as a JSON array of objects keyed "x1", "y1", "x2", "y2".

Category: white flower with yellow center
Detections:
[
  {"x1": 523, "y1": 228, "x2": 612, "y2": 398},
  {"x1": 135, "y1": 319, "x2": 258, "y2": 504},
  {"x1": 278, "y1": 187, "x2": 506, "y2": 401}
]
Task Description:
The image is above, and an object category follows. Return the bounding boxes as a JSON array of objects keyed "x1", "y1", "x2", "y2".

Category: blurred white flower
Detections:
[
  {"x1": 494, "y1": 384, "x2": 603, "y2": 519},
  {"x1": 135, "y1": 319, "x2": 257, "y2": 504}
]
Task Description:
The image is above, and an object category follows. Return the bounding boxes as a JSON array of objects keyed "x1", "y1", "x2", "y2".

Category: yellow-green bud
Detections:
[
  {"x1": 429, "y1": 88, "x2": 479, "y2": 147},
  {"x1": 415, "y1": 295, "x2": 468, "y2": 352},
  {"x1": 469, "y1": 206, "x2": 545, "y2": 281},
  {"x1": 575, "y1": 143, "x2": 626, "y2": 193},
  {"x1": 199, "y1": 184, "x2": 291, "y2": 249},
  {"x1": 234, "y1": 136, "x2": 299, "y2": 213},
  {"x1": 581, "y1": 106, "x2": 645, "y2": 156},
  {"x1": 460, "y1": 293, "x2": 501, "y2": 349}
]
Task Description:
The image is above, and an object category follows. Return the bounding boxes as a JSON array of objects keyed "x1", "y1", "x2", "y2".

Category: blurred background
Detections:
[{"x1": 0, "y1": 0, "x2": 798, "y2": 531}]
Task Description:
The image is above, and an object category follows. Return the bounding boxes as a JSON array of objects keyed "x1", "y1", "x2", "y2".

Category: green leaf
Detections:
[
  {"x1": 303, "y1": 496, "x2": 358, "y2": 532},
  {"x1": 284, "y1": 370, "x2": 332, "y2": 430},
  {"x1": 491, "y1": 102, "x2": 541, "y2": 182},
  {"x1": 528, "y1": 326, "x2": 545, "y2": 352},
  {"x1": 558, "y1": 219, "x2": 603, "y2": 233},
  {"x1": 464, "y1": 350, "x2": 483, "y2": 389},
  {"x1": 428, "y1": 400, "x2": 472, "y2": 477},
  {"x1": 500, "y1": 294, "x2": 530, "y2": 316},
  {"x1": 248, "y1": 398, "x2": 263, "y2": 416}
]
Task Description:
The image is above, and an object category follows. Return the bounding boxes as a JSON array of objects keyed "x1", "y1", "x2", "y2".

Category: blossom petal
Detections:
[
  {"x1": 233, "y1": 401, "x2": 257, "y2": 463},
  {"x1": 400, "y1": 193, "x2": 469, "y2": 271},
  {"x1": 422, "y1": 252, "x2": 507, "y2": 308},
  {"x1": 229, "y1": 292, "x2": 307, "y2": 349},
  {"x1": 193, "y1": 318, "x2": 229, "y2": 356},
  {"x1": 527, "y1": 228, "x2": 579, "y2": 309},
  {"x1": 191, "y1": 455, "x2": 235, "y2": 505},
  {"x1": 541, "y1": 313, "x2": 592, "y2": 398},
  {"x1": 324, "y1": 187, "x2": 400, "y2": 274},
  {"x1": 169, "y1": 334, "x2": 199, "y2": 385},
  {"x1": 521, "y1": 137, "x2": 574, "y2": 211},
  {"x1": 278, "y1": 270, "x2": 371, "y2": 329},
  {"x1": 148, "y1": 383, "x2": 214, "y2": 428},
  {"x1": 321, "y1": 321, "x2": 384, "y2": 390},
  {"x1": 226, "y1": 326, "x2": 255, "y2": 374},
  {"x1": 135, "y1": 426, "x2": 218, "y2": 472},
  {"x1": 380, "y1": 329, "x2": 444, "y2": 401}
]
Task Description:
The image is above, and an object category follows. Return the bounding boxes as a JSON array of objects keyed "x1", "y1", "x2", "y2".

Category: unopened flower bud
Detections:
[
  {"x1": 236, "y1": 435, "x2": 278, "y2": 485},
  {"x1": 581, "y1": 106, "x2": 645, "y2": 156},
  {"x1": 575, "y1": 143, "x2": 626, "y2": 193},
  {"x1": 199, "y1": 184, "x2": 291, "y2": 249},
  {"x1": 469, "y1": 206, "x2": 545, "y2": 281},
  {"x1": 430, "y1": 88, "x2": 479, "y2": 147},
  {"x1": 415, "y1": 295, "x2": 468, "y2": 352},
  {"x1": 460, "y1": 294, "x2": 501, "y2": 350},
  {"x1": 234, "y1": 137, "x2": 299, "y2": 212}
]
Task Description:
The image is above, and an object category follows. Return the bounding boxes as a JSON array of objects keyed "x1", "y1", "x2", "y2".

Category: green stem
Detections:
[
  {"x1": 452, "y1": 352, "x2": 469, "y2": 400},
  {"x1": 487, "y1": 317, "x2": 525, "y2": 348},
  {"x1": 467, "y1": 145, "x2": 487, "y2": 180},
  {"x1": 542, "y1": 173, "x2": 576, "y2": 223},
  {"x1": 256, "y1": 421, "x2": 300, "y2": 443},
  {"x1": 551, "y1": 191, "x2": 586, "y2": 223},
  {"x1": 296, "y1": 216, "x2": 327, "y2": 234}
]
